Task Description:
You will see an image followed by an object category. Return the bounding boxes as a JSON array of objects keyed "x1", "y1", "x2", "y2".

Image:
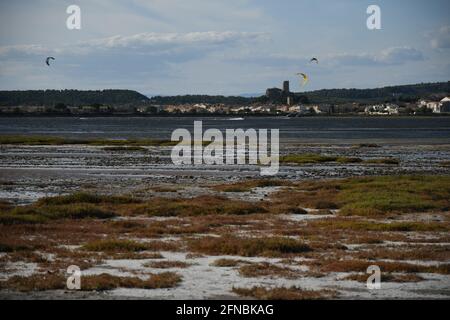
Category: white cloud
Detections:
[
  {"x1": 229, "y1": 47, "x2": 424, "y2": 68},
  {"x1": 0, "y1": 31, "x2": 269, "y2": 57},
  {"x1": 333, "y1": 47, "x2": 424, "y2": 66},
  {"x1": 431, "y1": 25, "x2": 450, "y2": 49},
  {"x1": 83, "y1": 31, "x2": 269, "y2": 49}
]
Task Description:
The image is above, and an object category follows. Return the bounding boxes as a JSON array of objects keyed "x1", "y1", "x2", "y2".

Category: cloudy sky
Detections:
[{"x1": 0, "y1": 0, "x2": 449, "y2": 96}]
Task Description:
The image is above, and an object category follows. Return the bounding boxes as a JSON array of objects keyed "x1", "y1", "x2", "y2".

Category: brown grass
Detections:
[
  {"x1": 81, "y1": 272, "x2": 182, "y2": 290},
  {"x1": 232, "y1": 286, "x2": 337, "y2": 300},
  {"x1": 82, "y1": 239, "x2": 149, "y2": 252},
  {"x1": 238, "y1": 263, "x2": 299, "y2": 279},
  {"x1": 314, "y1": 259, "x2": 450, "y2": 274},
  {"x1": 144, "y1": 261, "x2": 191, "y2": 269},
  {"x1": 0, "y1": 274, "x2": 66, "y2": 292},
  {"x1": 343, "y1": 273, "x2": 424, "y2": 283},
  {"x1": 0, "y1": 272, "x2": 182, "y2": 292},
  {"x1": 189, "y1": 236, "x2": 311, "y2": 257},
  {"x1": 210, "y1": 258, "x2": 249, "y2": 267},
  {"x1": 127, "y1": 195, "x2": 268, "y2": 217},
  {"x1": 309, "y1": 219, "x2": 449, "y2": 232}
]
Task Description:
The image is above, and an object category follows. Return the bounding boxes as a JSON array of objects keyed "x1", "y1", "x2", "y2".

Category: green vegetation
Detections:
[
  {"x1": 352, "y1": 143, "x2": 381, "y2": 149},
  {"x1": 303, "y1": 81, "x2": 450, "y2": 104},
  {"x1": 271, "y1": 175, "x2": 450, "y2": 216},
  {"x1": 130, "y1": 195, "x2": 267, "y2": 217},
  {"x1": 280, "y1": 153, "x2": 399, "y2": 165},
  {"x1": 280, "y1": 154, "x2": 346, "y2": 164},
  {"x1": 0, "y1": 204, "x2": 115, "y2": 225},
  {"x1": 36, "y1": 192, "x2": 139, "y2": 206},
  {"x1": 311, "y1": 219, "x2": 449, "y2": 232},
  {"x1": 0, "y1": 135, "x2": 176, "y2": 146},
  {"x1": 189, "y1": 236, "x2": 311, "y2": 257},
  {"x1": 336, "y1": 176, "x2": 449, "y2": 216},
  {"x1": 0, "y1": 89, "x2": 149, "y2": 107},
  {"x1": 364, "y1": 158, "x2": 399, "y2": 165},
  {"x1": 103, "y1": 146, "x2": 147, "y2": 152}
]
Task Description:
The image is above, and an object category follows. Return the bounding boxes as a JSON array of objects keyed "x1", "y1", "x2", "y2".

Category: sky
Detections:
[{"x1": 0, "y1": 0, "x2": 449, "y2": 96}]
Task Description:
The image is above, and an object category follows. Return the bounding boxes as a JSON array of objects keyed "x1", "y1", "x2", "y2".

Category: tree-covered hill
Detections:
[
  {"x1": 0, "y1": 81, "x2": 448, "y2": 107},
  {"x1": 303, "y1": 81, "x2": 450, "y2": 104},
  {"x1": 0, "y1": 90, "x2": 149, "y2": 107}
]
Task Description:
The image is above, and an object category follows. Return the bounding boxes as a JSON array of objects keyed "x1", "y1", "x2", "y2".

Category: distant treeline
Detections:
[
  {"x1": 303, "y1": 81, "x2": 450, "y2": 104},
  {"x1": 149, "y1": 95, "x2": 268, "y2": 105},
  {"x1": 0, "y1": 90, "x2": 149, "y2": 107},
  {"x1": 144, "y1": 81, "x2": 450, "y2": 105},
  {"x1": 0, "y1": 81, "x2": 449, "y2": 107}
]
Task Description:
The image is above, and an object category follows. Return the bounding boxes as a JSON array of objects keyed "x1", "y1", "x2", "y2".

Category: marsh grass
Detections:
[
  {"x1": 352, "y1": 143, "x2": 381, "y2": 149},
  {"x1": 129, "y1": 195, "x2": 267, "y2": 217},
  {"x1": 232, "y1": 286, "x2": 337, "y2": 300},
  {"x1": 83, "y1": 239, "x2": 149, "y2": 252},
  {"x1": 83, "y1": 239, "x2": 179, "y2": 252},
  {"x1": 0, "y1": 274, "x2": 66, "y2": 292},
  {"x1": 210, "y1": 258, "x2": 250, "y2": 267},
  {"x1": 144, "y1": 261, "x2": 191, "y2": 269},
  {"x1": 81, "y1": 272, "x2": 182, "y2": 290},
  {"x1": 37, "y1": 192, "x2": 140, "y2": 206},
  {"x1": 280, "y1": 154, "x2": 346, "y2": 164},
  {"x1": 314, "y1": 259, "x2": 450, "y2": 274},
  {"x1": 102, "y1": 146, "x2": 147, "y2": 152},
  {"x1": 238, "y1": 263, "x2": 299, "y2": 279},
  {"x1": 364, "y1": 158, "x2": 400, "y2": 165},
  {"x1": 189, "y1": 236, "x2": 311, "y2": 257},
  {"x1": 343, "y1": 273, "x2": 424, "y2": 283},
  {"x1": 0, "y1": 204, "x2": 116, "y2": 225},
  {"x1": 280, "y1": 153, "x2": 399, "y2": 165},
  {"x1": 213, "y1": 179, "x2": 292, "y2": 193},
  {"x1": 270, "y1": 175, "x2": 450, "y2": 216},
  {"x1": 310, "y1": 219, "x2": 449, "y2": 232},
  {"x1": 0, "y1": 272, "x2": 181, "y2": 292},
  {"x1": 0, "y1": 135, "x2": 177, "y2": 146}
]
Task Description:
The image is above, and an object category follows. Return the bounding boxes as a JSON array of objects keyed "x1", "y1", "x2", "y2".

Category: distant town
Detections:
[{"x1": 0, "y1": 81, "x2": 449, "y2": 116}]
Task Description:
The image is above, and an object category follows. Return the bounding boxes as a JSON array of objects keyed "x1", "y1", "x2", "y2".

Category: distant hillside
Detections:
[
  {"x1": 1, "y1": 82, "x2": 448, "y2": 107},
  {"x1": 149, "y1": 94, "x2": 267, "y2": 105},
  {"x1": 0, "y1": 90, "x2": 149, "y2": 107},
  {"x1": 150, "y1": 81, "x2": 450, "y2": 105},
  {"x1": 303, "y1": 81, "x2": 450, "y2": 104}
]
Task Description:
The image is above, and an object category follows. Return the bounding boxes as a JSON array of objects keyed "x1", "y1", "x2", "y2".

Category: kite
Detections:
[
  {"x1": 45, "y1": 57, "x2": 55, "y2": 66},
  {"x1": 296, "y1": 73, "x2": 309, "y2": 87},
  {"x1": 310, "y1": 57, "x2": 319, "y2": 64}
]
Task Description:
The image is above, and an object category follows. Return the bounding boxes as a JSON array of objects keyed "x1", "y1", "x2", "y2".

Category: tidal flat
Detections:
[{"x1": 0, "y1": 139, "x2": 449, "y2": 299}]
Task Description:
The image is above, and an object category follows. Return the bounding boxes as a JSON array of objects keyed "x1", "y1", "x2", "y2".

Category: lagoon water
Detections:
[{"x1": 1, "y1": 116, "x2": 450, "y2": 143}]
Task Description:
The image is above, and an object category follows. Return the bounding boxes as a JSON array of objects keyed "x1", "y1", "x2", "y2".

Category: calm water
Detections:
[{"x1": 0, "y1": 116, "x2": 449, "y2": 142}]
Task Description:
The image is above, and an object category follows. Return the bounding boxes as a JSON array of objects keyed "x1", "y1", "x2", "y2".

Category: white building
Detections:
[
  {"x1": 365, "y1": 104, "x2": 399, "y2": 115},
  {"x1": 425, "y1": 97, "x2": 450, "y2": 113}
]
